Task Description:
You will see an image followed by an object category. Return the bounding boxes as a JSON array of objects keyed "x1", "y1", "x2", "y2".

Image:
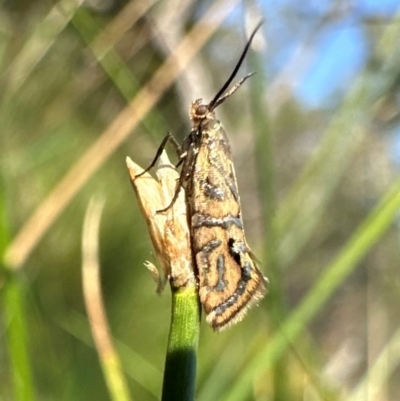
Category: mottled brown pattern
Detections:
[{"x1": 183, "y1": 106, "x2": 267, "y2": 331}]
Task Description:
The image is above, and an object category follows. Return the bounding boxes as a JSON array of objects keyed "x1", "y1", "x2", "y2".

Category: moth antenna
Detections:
[
  {"x1": 212, "y1": 72, "x2": 255, "y2": 109},
  {"x1": 208, "y1": 20, "x2": 264, "y2": 111}
]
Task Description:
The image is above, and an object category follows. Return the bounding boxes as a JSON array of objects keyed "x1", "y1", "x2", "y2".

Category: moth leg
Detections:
[
  {"x1": 135, "y1": 133, "x2": 182, "y2": 178},
  {"x1": 174, "y1": 129, "x2": 199, "y2": 169},
  {"x1": 156, "y1": 140, "x2": 195, "y2": 213},
  {"x1": 156, "y1": 164, "x2": 187, "y2": 213}
]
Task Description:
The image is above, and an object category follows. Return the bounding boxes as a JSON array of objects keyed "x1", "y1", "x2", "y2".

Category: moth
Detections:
[{"x1": 137, "y1": 22, "x2": 267, "y2": 331}]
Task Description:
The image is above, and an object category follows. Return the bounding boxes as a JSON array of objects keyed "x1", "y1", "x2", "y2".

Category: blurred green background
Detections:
[{"x1": 1, "y1": 0, "x2": 400, "y2": 400}]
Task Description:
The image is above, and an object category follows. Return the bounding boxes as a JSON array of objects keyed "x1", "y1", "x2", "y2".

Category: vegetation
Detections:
[{"x1": 1, "y1": 1, "x2": 400, "y2": 400}]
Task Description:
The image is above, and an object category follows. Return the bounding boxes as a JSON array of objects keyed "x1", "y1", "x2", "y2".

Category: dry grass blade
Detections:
[
  {"x1": 90, "y1": 0, "x2": 157, "y2": 59},
  {"x1": 347, "y1": 326, "x2": 400, "y2": 401},
  {"x1": 82, "y1": 197, "x2": 131, "y2": 401},
  {"x1": 5, "y1": 0, "x2": 85, "y2": 96},
  {"x1": 127, "y1": 152, "x2": 194, "y2": 289}
]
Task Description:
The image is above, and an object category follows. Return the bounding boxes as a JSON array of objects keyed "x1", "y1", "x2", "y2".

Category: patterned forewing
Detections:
[{"x1": 189, "y1": 119, "x2": 266, "y2": 330}]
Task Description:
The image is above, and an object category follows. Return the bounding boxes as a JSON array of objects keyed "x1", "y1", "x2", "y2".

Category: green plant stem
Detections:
[
  {"x1": 3, "y1": 275, "x2": 35, "y2": 401},
  {"x1": 1, "y1": 178, "x2": 35, "y2": 401},
  {"x1": 161, "y1": 287, "x2": 201, "y2": 401}
]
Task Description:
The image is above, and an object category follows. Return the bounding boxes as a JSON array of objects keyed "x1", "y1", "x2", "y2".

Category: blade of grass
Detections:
[
  {"x1": 221, "y1": 177, "x2": 400, "y2": 401},
  {"x1": 251, "y1": 38, "x2": 292, "y2": 401},
  {"x1": 70, "y1": 6, "x2": 146, "y2": 102},
  {"x1": 4, "y1": 0, "x2": 85, "y2": 97},
  {"x1": 89, "y1": 0, "x2": 157, "y2": 60},
  {"x1": 70, "y1": 4, "x2": 170, "y2": 139},
  {"x1": 82, "y1": 197, "x2": 132, "y2": 401},
  {"x1": 1, "y1": 179, "x2": 35, "y2": 401},
  {"x1": 347, "y1": 325, "x2": 400, "y2": 401},
  {"x1": 2, "y1": 278, "x2": 35, "y2": 401},
  {"x1": 57, "y1": 310, "x2": 162, "y2": 398}
]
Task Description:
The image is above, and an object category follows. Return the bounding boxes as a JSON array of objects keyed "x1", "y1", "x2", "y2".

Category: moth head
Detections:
[
  {"x1": 189, "y1": 21, "x2": 263, "y2": 126},
  {"x1": 189, "y1": 99, "x2": 215, "y2": 124}
]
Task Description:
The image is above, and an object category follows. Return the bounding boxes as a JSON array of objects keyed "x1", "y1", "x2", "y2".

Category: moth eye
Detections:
[{"x1": 196, "y1": 105, "x2": 208, "y2": 116}]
